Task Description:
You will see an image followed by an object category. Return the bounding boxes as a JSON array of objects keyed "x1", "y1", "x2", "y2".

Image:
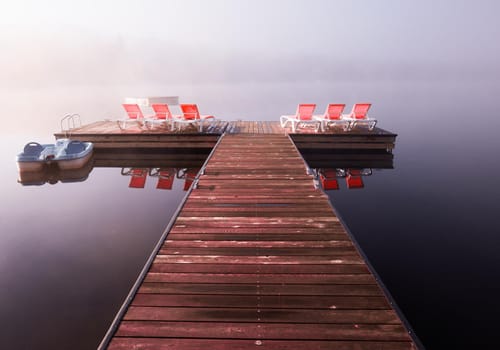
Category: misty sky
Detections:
[{"x1": 2, "y1": 0, "x2": 500, "y2": 88}]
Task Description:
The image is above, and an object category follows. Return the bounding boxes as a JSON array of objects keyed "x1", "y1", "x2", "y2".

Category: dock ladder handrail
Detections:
[{"x1": 60, "y1": 113, "x2": 82, "y2": 138}]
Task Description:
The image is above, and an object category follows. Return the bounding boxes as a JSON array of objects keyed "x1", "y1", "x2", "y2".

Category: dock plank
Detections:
[
  {"x1": 162, "y1": 240, "x2": 354, "y2": 248},
  {"x1": 148, "y1": 263, "x2": 369, "y2": 274},
  {"x1": 109, "y1": 338, "x2": 414, "y2": 350},
  {"x1": 123, "y1": 306, "x2": 401, "y2": 324},
  {"x1": 131, "y1": 294, "x2": 389, "y2": 309},
  {"x1": 115, "y1": 321, "x2": 411, "y2": 341},
  {"x1": 137, "y1": 283, "x2": 386, "y2": 296}
]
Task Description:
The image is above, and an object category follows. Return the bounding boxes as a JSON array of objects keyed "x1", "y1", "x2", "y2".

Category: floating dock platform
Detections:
[{"x1": 54, "y1": 120, "x2": 396, "y2": 151}]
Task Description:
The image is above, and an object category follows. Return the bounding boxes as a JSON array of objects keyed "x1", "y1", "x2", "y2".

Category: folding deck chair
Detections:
[
  {"x1": 343, "y1": 103, "x2": 377, "y2": 131},
  {"x1": 280, "y1": 104, "x2": 320, "y2": 132},
  {"x1": 172, "y1": 104, "x2": 215, "y2": 132},
  {"x1": 145, "y1": 103, "x2": 176, "y2": 129},
  {"x1": 118, "y1": 104, "x2": 153, "y2": 129},
  {"x1": 313, "y1": 104, "x2": 351, "y2": 131}
]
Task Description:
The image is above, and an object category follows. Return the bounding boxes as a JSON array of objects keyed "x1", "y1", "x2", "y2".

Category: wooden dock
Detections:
[
  {"x1": 99, "y1": 131, "x2": 415, "y2": 349},
  {"x1": 55, "y1": 120, "x2": 396, "y2": 152}
]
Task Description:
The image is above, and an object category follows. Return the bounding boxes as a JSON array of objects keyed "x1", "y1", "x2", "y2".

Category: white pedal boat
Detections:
[{"x1": 17, "y1": 139, "x2": 94, "y2": 172}]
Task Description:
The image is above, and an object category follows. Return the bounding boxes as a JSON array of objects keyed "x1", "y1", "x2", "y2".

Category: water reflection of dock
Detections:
[{"x1": 52, "y1": 121, "x2": 416, "y2": 349}]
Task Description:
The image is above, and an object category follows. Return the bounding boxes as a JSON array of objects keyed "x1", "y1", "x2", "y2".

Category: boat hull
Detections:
[
  {"x1": 57, "y1": 150, "x2": 93, "y2": 170},
  {"x1": 17, "y1": 161, "x2": 46, "y2": 173}
]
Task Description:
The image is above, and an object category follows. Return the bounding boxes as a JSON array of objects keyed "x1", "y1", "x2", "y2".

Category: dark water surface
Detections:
[
  {"x1": 321, "y1": 81, "x2": 500, "y2": 349},
  {"x1": 1, "y1": 80, "x2": 499, "y2": 349},
  {"x1": 0, "y1": 140, "x2": 189, "y2": 349}
]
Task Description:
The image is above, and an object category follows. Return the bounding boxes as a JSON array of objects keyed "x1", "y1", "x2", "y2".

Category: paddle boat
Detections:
[{"x1": 17, "y1": 139, "x2": 93, "y2": 172}]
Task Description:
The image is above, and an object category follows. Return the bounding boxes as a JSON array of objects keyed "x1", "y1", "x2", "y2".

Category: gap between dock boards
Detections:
[{"x1": 100, "y1": 133, "x2": 416, "y2": 350}]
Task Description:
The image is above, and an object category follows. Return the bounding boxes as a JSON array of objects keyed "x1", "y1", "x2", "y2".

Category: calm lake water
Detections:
[{"x1": 1, "y1": 80, "x2": 499, "y2": 349}]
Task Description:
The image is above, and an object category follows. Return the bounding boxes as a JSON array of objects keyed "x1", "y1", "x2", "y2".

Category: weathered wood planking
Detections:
[
  {"x1": 105, "y1": 134, "x2": 415, "y2": 349},
  {"x1": 109, "y1": 338, "x2": 413, "y2": 350}
]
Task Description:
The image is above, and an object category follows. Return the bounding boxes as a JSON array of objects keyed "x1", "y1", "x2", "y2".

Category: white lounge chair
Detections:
[
  {"x1": 280, "y1": 104, "x2": 320, "y2": 132},
  {"x1": 118, "y1": 104, "x2": 152, "y2": 129},
  {"x1": 313, "y1": 104, "x2": 351, "y2": 131},
  {"x1": 343, "y1": 103, "x2": 377, "y2": 130},
  {"x1": 172, "y1": 104, "x2": 215, "y2": 132},
  {"x1": 145, "y1": 103, "x2": 181, "y2": 129}
]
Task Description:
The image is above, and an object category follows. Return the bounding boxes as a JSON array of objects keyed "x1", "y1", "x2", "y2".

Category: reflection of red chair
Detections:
[
  {"x1": 346, "y1": 169, "x2": 364, "y2": 189},
  {"x1": 177, "y1": 168, "x2": 200, "y2": 191},
  {"x1": 319, "y1": 169, "x2": 340, "y2": 190},
  {"x1": 149, "y1": 168, "x2": 176, "y2": 190},
  {"x1": 121, "y1": 168, "x2": 149, "y2": 188}
]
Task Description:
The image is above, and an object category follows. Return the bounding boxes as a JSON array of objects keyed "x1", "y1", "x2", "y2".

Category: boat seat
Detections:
[
  {"x1": 66, "y1": 141, "x2": 86, "y2": 154},
  {"x1": 23, "y1": 142, "x2": 43, "y2": 156}
]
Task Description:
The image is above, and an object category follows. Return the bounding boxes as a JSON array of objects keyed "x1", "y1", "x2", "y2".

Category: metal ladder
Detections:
[{"x1": 60, "y1": 113, "x2": 82, "y2": 138}]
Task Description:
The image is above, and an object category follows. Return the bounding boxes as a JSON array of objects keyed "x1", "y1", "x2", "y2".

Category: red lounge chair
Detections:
[
  {"x1": 119, "y1": 104, "x2": 152, "y2": 129},
  {"x1": 149, "y1": 168, "x2": 176, "y2": 190},
  {"x1": 172, "y1": 104, "x2": 215, "y2": 132},
  {"x1": 145, "y1": 103, "x2": 173, "y2": 128},
  {"x1": 343, "y1": 103, "x2": 377, "y2": 131},
  {"x1": 122, "y1": 168, "x2": 149, "y2": 188},
  {"x1": 346, "y1": 169, "x2": 364, "y2": 189},
  {"x1": 314, "y1": 104, "x2": 351, "y2": 132},
  {"x1": 280, "y1": 104, "x2": 320, "y2": 132}
]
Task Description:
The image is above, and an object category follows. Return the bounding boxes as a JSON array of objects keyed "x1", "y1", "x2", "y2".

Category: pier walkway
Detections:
[{"x1": 104, "y1": 133, "x2": 415, "y2": 349}]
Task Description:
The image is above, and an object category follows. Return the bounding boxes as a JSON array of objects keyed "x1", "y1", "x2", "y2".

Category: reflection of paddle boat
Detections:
[
  {"x1": 17, "y1": 157, "x2": 94, "y2": 186},
  {"x1": 17, "y1": 139, "x2": 93, "y2": 172}
]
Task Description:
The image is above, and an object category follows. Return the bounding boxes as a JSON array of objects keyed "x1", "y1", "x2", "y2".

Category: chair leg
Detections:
[
  {"x1": 280, "y1": 116, "x2": 292, "y2": 128},
  {"x1": 315, "y1": 122, "x2": 322, "y2": 132},
  {"x1": 207, "y1": 118, "x2": 215, "y2": 132}
]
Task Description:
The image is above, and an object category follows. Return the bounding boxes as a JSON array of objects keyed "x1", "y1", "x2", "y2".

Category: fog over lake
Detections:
[{"x1": 1, "y1": 1, "x2": 500, "y2": 349}]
